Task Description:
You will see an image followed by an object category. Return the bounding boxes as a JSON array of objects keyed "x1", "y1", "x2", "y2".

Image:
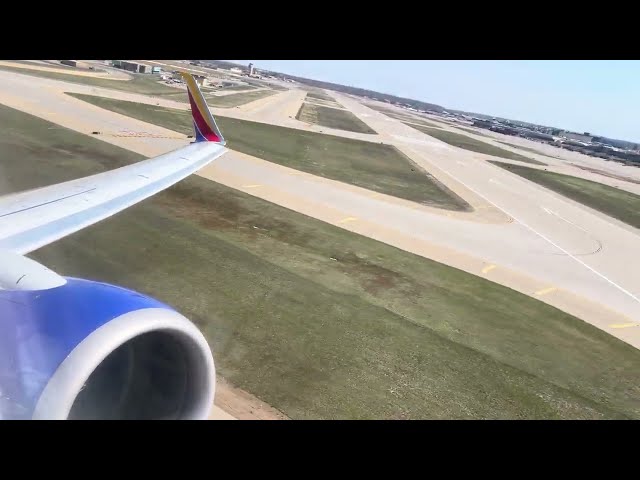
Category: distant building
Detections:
[
  {"x1": 562, "y1": 139, "x2": 590, "y2": 147},
  {"x1": 170, "y1": 71, "x2": 185, "y2": 82},
  {"x1": 111, "y1": 60, "x2": 152, "y2": 74},
  {"x1": 524, "y1": 131, "x2": 554, "y2": 141},
  {"x1": 561, "y1": 131, "x2": 593, "y2": 143},
  {"x1": 248, "y1": 63, "x2": 255, "y2": 76},
  {"x1": 490, "y1": 125, "x2": 519, "y2": 136},
  {"x1": 473, "y1": 119, "x2": 493, "y2": 129},
  {"x1": 59, "y1": 60, "x2": 90, "y2": 68}
]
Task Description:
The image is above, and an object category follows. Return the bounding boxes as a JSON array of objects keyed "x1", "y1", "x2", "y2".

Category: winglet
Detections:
[{"x1": 181, "y1": 72, "x2": 226, "y2": 145}]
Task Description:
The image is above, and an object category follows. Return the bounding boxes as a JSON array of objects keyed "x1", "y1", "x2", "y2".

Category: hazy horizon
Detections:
[{"x1": 228, "y1": 60, "x2": 640, "y2": 143}]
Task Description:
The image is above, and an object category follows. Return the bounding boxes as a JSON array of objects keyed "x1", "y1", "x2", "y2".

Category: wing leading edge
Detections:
[{"x1": 0, "y1": 72, "x2": 227, "y2": 255}]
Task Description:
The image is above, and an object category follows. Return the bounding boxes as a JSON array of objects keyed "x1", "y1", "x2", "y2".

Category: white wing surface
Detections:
[
  {"x1": 0, "y1": 71, "x2": 228, "y2": 255},
  {"x1": 0, "y1": 141, "x2": 226, "y2": 254}
]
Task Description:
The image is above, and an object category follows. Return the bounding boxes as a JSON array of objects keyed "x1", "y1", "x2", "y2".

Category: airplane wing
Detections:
[
  {"x1": 0, "y1": 71, "x2": 229, "y2": 420},
  {"x1": 0, "y1": 73, "x2": 227, "y2": 255}
]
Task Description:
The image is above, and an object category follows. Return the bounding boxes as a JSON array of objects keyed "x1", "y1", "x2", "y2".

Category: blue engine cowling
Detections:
[{"x1": 0, "y1": 277, "x2": 215, "y2": 420}]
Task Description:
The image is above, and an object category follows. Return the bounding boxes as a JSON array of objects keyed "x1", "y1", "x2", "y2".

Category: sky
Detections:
[{"x1": 230, "y1": 61, "x2": 640, "y2": 142}]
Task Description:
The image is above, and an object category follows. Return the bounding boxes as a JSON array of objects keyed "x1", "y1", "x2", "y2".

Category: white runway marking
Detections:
[
  {"x1": 408, "y1": 147, "x2": 640, "y2": 306},
  {"x1": 543, "y1": 206, "x2": 603, "y2": 255},
  {"x1": 543, "y1": 207, "x2": 591, "y2": 235}
]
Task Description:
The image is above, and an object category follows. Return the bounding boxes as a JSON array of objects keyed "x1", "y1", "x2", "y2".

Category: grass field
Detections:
[
  {"x1": 366, "y1": 104, "x2": 443, "y2": 129},
  {"x1": 0, "y1": 64, "x2": 181, "y2": 96},
  {"x1": 0, "y1": 64, "x2": 278, "y2": 108},
  {"x1": 408, "y1": 124, "x2": 548, "y2": 166},
  {"x1": 303, "y1": 94, "x2": 343, "y2": 108},
  {"x1": 261, "y1": 82, "x2": 289, "y2": 92},
  {"x1": 457, "y1": 127, "x2": 492, "y2": 137},
  {"x1": 199, "y1": 89, "x2": 278, "y2": 108},
  {"x1": 221, "y1": 84, "x2": 255, "y2": 92},
  {"x1": 497, "y1": 140, "x2": 558, "y2": 159},
  {"x1": 136, "y1": 88, "x2": 277, "y2": 107},
  {"x1": 305, "y1": 98, "x2": 341, "y2": 108},
  {"x1": 3, "y1": 103, "x2": 640, "y2": 419},
  {"x1": 296, "y1": 102, "x2": 377, "y2": 134},
  {"x1": 490, "y1": 161, "x2": 640, "y2": 228},
  {"x1": 307, "y1": 90, "x2": 336, "y2": 102},
  {"x1": 67, "y1": 93, "x2": 466, "y2": 209},
  {"x1": 402, "y1": 118, "x2": 443, "y2": 129},
  {"x1": 16, "y1": 60, "x2": 78, "y2": 70}
]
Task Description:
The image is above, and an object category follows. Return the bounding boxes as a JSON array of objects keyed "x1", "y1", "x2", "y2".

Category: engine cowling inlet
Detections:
[{"x1": 0, "y1": 277, "x2": 215, "y2": 420}]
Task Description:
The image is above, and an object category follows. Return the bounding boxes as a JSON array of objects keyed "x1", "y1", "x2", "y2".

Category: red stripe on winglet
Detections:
[{"x1": 187, "y1": 89, "x2": 221, "y2": 142}]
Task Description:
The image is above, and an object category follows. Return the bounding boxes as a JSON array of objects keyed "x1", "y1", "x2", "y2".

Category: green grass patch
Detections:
[
  {"x1": 221, "y1": 84, "x2": 255, "y2": 92},
  {"x1": 457, "y1": 126, "x2": 492, "y2": 137},
  {"x1": 366, "y1": 104, "x2": 443, "y2": 129},
  {"x1": 66, "y1": 93, "x2": 467, "y2": 210},
  {"x1": 296, "y1": 102, "x2": 376, "y2": 135},
  {"x1": 307, "y1": 90, "x2": 336, "y2": 102},
  {"x1": 497, "y1": 140, "x2": 558, "y2": 159},
  {"x1": 0, "y1": 64, "x2": 180, "y2": 96},
  {"x1": 3, "y1": 103, "x2": 640, "y2": 419},
  {"x1": 0, "y1": 64, "x2": 277, "y2": 108},
  {"x1": 129, "y1": 88, "x2": 278, "y2": 107},
  {"x1": 303, "y1": 93, "x2": 342, "y2": 108},
  {"x1": 261, "y1": 82, "x2": 288, "y2": 91},
  {"x1": 402, "y1": 118, "x2": 443, "y2": 129},
  {"x1": 206, "y1": 89, "x2": 277, "y2": 107},
  {"x1": 305, "y1": 99, "x2": 341, "y2": 108},
  {"x1": 408, "y1": 124, "x2": 548, "y2": 166},
  {"x1": 490, "y1": 161, "x2": 640, "y2": 228}
]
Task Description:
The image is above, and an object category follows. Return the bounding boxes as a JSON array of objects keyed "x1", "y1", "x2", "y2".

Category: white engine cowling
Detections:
[
  {"x1": 34, "y1": 308, "x2": 215, "y2": 420},
  {"x1": 0, "y1": 275, "x2": 215, "y2": 420}
]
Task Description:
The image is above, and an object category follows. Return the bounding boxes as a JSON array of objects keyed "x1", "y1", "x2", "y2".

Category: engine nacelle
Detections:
[{"x1": 0, "y1": 277, "x2": 215, "y2": 420}]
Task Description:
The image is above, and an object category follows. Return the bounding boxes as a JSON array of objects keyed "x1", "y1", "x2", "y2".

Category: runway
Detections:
[{"x1": 1, "y1": 68, "x2": 639, "y2": 351}]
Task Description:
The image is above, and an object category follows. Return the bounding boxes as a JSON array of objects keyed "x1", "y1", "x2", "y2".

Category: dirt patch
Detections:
[
  {"x1": 156, "y1": 181, "x2": 246, "y2": 230},
  {"x1": 215, "y1": 377, "x2": 289, "y2": 420},
  {"x1": 334, "y1": 251, "x2": 403, "y2": 295},
  {"x1": 155, "y1": 178, "x2": 316, "y2": 247}
]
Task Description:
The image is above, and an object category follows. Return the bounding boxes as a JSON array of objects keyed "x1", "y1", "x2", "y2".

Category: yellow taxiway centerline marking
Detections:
[
  {"x1": 243, "y1": 184, "x2": 262, "y2": 188},
  {"x1": 535, "y1": 286, "x2": 557, "y2": 296},
  {"x1": 610, "y1": 323, "x2": 640, "y2": 329},
  {"x1": 481, "y1": 264, "x2": 496, "y2": 274},
  {"x1": 338, "y1": 217, "x2": 358, "y2": 224}
]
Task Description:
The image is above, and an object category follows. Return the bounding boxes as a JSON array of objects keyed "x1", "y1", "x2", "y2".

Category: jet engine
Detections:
[{"x1": 0, "y1": 253, "x2": 215, "y2": 420}]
